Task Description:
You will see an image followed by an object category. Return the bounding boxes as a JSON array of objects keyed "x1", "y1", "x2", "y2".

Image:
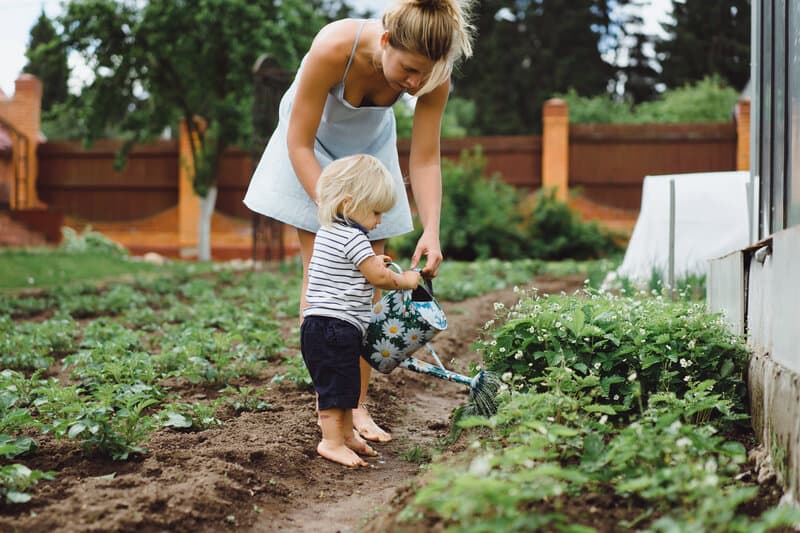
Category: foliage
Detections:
[
  {"x1": 521, "y1": 188, "x2": 621, "y2": 260},
  {"x1": 559, "y1": 76, "x2": 741, "y2": 125},
  {"x1": 0, "y1": 465, "x2": 56, "y2": 504},
  {"x1": 479, "y1": 288, "x2": 750, "y2": 418},
  {"x1": 161, "y1": 402, "x2": 222, "y2": 431},
  {"x1": 656, "y1": 0, "x2": 751, "y2": 92},
  {"x1": 271, "y1": 354, "x2": 313, "y2": 389},
  {"x1": 398, "y1": 287, "x2": 800, "y2": 531},
  {"x1": 389, "y1": 149, "x2": 621, "y2": 261},
  {"x1": 453, "y1": 0, "x2": 619, "y2": 135},
  {"x1": 394, "y1": 96, "x2": 476, "y2": 139},
  {"x1": 23, "y1": 10, "x2": 69, "y2": 114}
]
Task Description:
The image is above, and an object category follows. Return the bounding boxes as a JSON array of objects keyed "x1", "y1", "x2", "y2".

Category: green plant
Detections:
[
  {"x1": 219, "y1": 385, "x2": 272, "y2": 413},
  {"x1": 54, "y1": 396, "x2": 159, "y2": 460},
  {"x1": 160, "y1": 401, "x2": 222, "y2": 431},
  {"x1": 521, "y1": 188, "x2": 622, "y2": 260},
  {"x1": 479, "y1": 288, "x2": 749, "y2": 419},
  {"x1": 271, "y1": 354, "x2": 312, "y2": 389},
  {"x1": 0, "y1": 464, "x2": 55, "y2": 504}
]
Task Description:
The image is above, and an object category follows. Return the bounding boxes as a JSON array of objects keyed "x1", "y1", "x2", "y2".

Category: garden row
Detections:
[{"x1": 383, "y1": 287, "x2": 800, "y2": 532}]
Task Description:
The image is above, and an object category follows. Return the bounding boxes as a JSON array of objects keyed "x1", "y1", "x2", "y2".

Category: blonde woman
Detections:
[
  {"x1": 244, "y1": 0, "x2": 475, "y2": 442},
  {"x1": 301, "y1": 154, "x2": 420, "y2": 466}
]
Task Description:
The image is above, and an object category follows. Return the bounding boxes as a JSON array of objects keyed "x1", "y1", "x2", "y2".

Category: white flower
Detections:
[
  {"x1": 628, "y1": 372, "x2": 637, "y2": 382},
  {"x1": 679, "y1": 358, "x2": 693, "y2": 368},
  {"x1": 382, "y1": 318, "x2": 405, "y2": 338},
  {"x1": 599, "y1": 415, "x2": 608, "y2": 425},
  {"x1": 684, "y1": 375, "x2": 692, "y2": 382},
  {"x1": 404, "y1": 328, "x2": 424, "y2": 350},
  {"x1": 502, "y1": 372, "x2": 513, "y2": 382},
  {"x1": 613, "y1": 395, "x2": 620, "y2": 401},
  {"x1": 666, "y1": 344, "x2": 671, "y2": 351},
  {"x1": 490, "y1": 340, "x2": 497, "y2": 346},
  {"x1": 528, "y1": 326, "x2": 536, "y2": 334},
  {"x1": 514, "y1": 351, "x2": 523, "y2": 360},
  {"x1": 469, "y1": 455, "x2": 492, "y2": 477},
  {"x1": 546, "y1": 416, "x2": 555, "y2": 422},
  {"x1": 371, "y1": 301, "x2": 389, "y2": 321},
  {"x1": 493, "y1": 302, "x2": 505, "y2": 311},
  {"x1": 370, "y1": 340, "x2": 400, "y2": 372},
  {"x1": 676, "y1": 437, "x2": 691, "y2": 448},
  {"x1": 484, "y1": 319, "x2": 495, "y2": 329},
  {"x1": 594, "y1": 362, "x2": 601, "y2": 369},
  {"x1": 555, "y1": 321, "x2": 562, "y2": 328},
  {"x1": 687, "y1": 340, "x2": 696, "y2": 349}
]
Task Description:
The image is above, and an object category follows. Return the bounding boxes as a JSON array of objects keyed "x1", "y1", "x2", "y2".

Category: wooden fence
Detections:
[{"x1": 36, "y1": 121, "x2": 738, "y2": 222}]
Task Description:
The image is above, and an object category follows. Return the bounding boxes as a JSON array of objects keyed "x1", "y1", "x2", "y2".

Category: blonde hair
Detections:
[
  {"x1": 382, "y1": 0, "x2": 475, "y2": 96},
  {"x1": 317, "y1": 154, "x2": 397, "y2": 227}
]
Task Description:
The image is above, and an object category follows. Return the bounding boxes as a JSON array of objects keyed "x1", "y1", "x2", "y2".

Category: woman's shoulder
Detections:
[{"x1": 312, "y1": 18, "x2": 370, "y2": 57}]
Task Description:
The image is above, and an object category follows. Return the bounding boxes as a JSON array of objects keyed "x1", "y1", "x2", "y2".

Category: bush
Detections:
[
  {"x1": 478, "y1": 289, "x2": 750, "y2": 419},
  {"x1": 558, "y1": 76, "x2": 739, "y2": 125},
  {"x1": 389, "y1": 149, "x2": 621, "y2": 261}
]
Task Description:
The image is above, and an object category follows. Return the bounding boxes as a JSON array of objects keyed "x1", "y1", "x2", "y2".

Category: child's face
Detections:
[{"x1": 349, "y1": 205, "x2": 383, "y2": 231}]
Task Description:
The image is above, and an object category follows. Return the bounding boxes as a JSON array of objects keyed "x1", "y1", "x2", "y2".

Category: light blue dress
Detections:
[{"x1": 243, "y1": 21, "x2": 413, "y2": 240}]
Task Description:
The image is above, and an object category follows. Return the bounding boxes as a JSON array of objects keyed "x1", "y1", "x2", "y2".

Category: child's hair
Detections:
[
  {"x1": 383, "y1": 0, "x2": 475, "y2": 96},
  {"x1": 316, "y1": 154, "x2": 397, "y2": 227}
]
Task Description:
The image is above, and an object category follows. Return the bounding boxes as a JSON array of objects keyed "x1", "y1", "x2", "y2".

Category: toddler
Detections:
[{"x1": 301, "y1": 154, "x2": 421, "y2": 467}]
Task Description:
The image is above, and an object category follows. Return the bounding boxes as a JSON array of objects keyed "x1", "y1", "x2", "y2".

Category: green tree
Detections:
[
  {"x1": 53, "y1": 0, "x2": 327, "y2": 260},
  {"x1": 656, "y1": 0, "x2": 750, "y2": 91},
  {"x1": 23, "y1": 10, "x2": 69, "y2": 113},
  {"x1": 453, "y1": 0, "x2": 616, "y2": 135}
]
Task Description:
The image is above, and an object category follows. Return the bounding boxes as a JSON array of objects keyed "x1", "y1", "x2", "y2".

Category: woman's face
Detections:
[{"x1": 380, "y1": 36, "x2": 435, "y2": 95}]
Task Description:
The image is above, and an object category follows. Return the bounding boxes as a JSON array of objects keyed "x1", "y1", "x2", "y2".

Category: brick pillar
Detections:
[
  {"x1": 0, "y1": 75, "x2": 43, "y2": 209},
  {"x1": 178, "y1": 118, "x2": 206, "y2": 258},
  {"x1": 735, "y1": 98, "x2": 750, "y2": 171},
  {"x1": 542, "y1": 98, "x2": 569, "y2": 201}
]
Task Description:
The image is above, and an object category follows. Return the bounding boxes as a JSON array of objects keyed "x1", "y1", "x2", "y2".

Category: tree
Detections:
[
  {"x1": 656, "y1": 0, "x2": 750, "y2": 91},
  {"x1": 453, "y1": 0, "x2": 616, "y2": 135},
  {"x1": 610, "y1": 0, "x2": 661, "y2": 104},
  {"x1": 23, "y1": 10, "x2": 69, "y2": 112},
  {"x1": 54, "y1": 0, "x2": 329, "y2": 260}
]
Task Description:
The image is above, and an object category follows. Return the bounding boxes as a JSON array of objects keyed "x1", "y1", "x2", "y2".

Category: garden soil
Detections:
[{"x1": 0, "y1": 274, "x2": 786, "y2": 533}]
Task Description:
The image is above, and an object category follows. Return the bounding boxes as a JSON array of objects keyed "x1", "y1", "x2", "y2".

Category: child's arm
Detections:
[{"x1": 359, "y1": 256, "x2": 421, "y2": 291}]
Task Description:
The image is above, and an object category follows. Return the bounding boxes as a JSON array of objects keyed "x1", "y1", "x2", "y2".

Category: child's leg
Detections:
[
  {"x1": 343, "y1": 409, "x2": 378, "y2": 457},
  {"x1": 317, "y1": 408, "x2": 367, "y2": 467}
]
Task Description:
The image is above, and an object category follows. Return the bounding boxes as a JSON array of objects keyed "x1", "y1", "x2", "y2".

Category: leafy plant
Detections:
[
  {"x1": 219, "y1": 386, "x2": 272, "y2": 413},
  {"x1": 0, "y1": 464, "x2": 56, "y2": 504},
  {"x1": 271, "y1": 354, "x2": 312, "y2": 389},
  {"x1": 161, "y1": 402, "x2": 222, "y2": 431}
]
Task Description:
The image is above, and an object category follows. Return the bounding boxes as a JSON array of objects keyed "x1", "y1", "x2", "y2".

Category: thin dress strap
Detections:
[{"x1": 341, "y1": 20, "x2": 368, "y2": 86}]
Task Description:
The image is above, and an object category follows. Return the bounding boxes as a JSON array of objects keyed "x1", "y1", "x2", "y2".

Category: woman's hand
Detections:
[{"x1": 410, "y1": 230, "x2": 442, "y2": 278}]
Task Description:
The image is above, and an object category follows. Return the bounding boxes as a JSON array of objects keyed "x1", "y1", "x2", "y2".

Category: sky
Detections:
[{"x1": 0, "y1": 0, "x2": 672, "y2": 97}]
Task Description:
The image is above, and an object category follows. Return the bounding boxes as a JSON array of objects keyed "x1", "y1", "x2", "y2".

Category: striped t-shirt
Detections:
[{"x1": 303, "y1": 222, "x2": 376, "y2": 334}]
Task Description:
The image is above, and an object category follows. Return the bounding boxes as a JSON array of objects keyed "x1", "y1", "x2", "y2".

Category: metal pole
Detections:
[{"x1": 668, "y1": 179, "x2": 676, "y2": 299}]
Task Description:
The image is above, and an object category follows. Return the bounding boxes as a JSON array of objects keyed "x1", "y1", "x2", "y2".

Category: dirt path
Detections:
[{"x1": 0, "y1": 275, "x2": 585, "y2": 533}]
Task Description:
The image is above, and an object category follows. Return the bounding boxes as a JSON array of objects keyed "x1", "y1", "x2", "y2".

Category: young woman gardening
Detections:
[{"x1": 244, "y1": 0, "x2": 475, "y2": 442}]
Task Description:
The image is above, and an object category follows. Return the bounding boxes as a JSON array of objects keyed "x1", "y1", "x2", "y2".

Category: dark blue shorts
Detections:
[{"x1": 300, "y1": 316, "x2": 362, "y2": 411}]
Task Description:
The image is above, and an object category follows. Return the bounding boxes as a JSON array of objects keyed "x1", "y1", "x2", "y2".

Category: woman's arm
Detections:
[
  {"x1": 407, "y1": 79, "x2": 450, "y2": 277},
  {"x1": 286, "y1": 23, "x2": 352, "y2": 201}
]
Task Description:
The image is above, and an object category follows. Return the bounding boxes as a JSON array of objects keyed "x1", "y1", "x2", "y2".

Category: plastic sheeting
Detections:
[{"x1": 615, "y1": 171, "x2": 752, "y2": 283}]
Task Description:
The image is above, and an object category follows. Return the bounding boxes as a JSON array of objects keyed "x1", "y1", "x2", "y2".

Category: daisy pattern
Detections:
[
  {"x1": 371, "y1": 339, "x2": 400, "y2": 373},
  {"x1": 382, "y1": 318, "x2": 405, "y2": 338},
  {"x1": 371, "y1": 300, "x2": 389, "y2": 322},
  {"x1": 403, "y1": 327, "x2": 425, "y2": 352}
]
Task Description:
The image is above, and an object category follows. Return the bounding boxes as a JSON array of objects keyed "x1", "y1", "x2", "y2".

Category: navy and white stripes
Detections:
[{"x1": 303, "y1": 223, "x2": 375, "y2": 333}]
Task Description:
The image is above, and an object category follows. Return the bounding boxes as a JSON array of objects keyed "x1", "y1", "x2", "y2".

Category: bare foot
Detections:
[
  {"x1": 346, "y1": 430, "x2": 378, "y2": 457},
  {"x1": 353, "y1": 405, "x2": 392, "y2": 442},
  {"x1": 317, "y1": 440, "x2": 368, "y2": 467}
]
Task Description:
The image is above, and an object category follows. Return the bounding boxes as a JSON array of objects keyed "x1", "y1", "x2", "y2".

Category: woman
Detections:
[{"x1": 244, "y1": 0, "x2": 475, "y2": 442}]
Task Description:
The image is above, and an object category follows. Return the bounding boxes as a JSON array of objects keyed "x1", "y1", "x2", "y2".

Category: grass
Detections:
[{"x1": 0, "y1": 248, "x2": 218, "y2": 291}]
